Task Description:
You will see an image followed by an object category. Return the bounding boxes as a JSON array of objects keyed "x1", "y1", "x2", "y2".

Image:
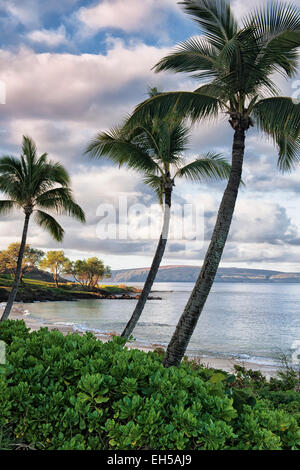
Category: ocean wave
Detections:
[
  {"x1": 71, "y1": 324, "x2": 108, "y2": 335},
  {"x1": 137, "y1": 322, "x2": 172, "y2": 327},
  {"x1": 184, "y1": 350, "x2": 283, "y2": 366}
]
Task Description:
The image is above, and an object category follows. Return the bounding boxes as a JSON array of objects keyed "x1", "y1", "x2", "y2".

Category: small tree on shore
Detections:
[
  {"x1": 0, "y1": 243, "x2": 44, "y2": 282},
  {"x1": 40, "y1": 251, "x2": 71, "y2": 288},
  {"x1": 66, "y1": 257, "x2": 111, "y2": 289}
]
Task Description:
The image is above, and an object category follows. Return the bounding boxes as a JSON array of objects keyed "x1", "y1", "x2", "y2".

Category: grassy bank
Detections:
[
  {"x1": 0, "y1": 274, "x2": 141, "y2": 303},
  {"x1": 0, "y1": 320, "x2": 299, "y2": 450}
]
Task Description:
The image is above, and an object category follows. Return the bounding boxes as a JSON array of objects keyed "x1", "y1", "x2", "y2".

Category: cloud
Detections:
[
  {"x1": 230, "y1": 200, "x2": 298, "y2": 244},
  {"x1": 0, "y1": 38, "x2": 191, "y2": 165},
  {"x1": 0, "y1": 40, "x2": 179, "y2": 122},
  {"x1": 2, "y1": 0, "x2": 41, "y2": 28},
  {"x1": 0, "y1": 0, "x2": 81, "y2": 28},
  {"x1": 27, "y1": 25, "x2": 68, "y2": 47},
  {"x1": 231, "y1": 0, "x2": 266, "y2": 22},
  {"x1": 76, "y1": 0, "x2": 179, "y2": 35}
]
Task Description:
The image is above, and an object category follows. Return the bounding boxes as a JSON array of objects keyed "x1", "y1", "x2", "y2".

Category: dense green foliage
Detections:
[
  {"x1": 65, "y1": 257, "x2": 111, "y2": 288},
  {"x1": 0, "y1": 320, "x2": 299, "y2": 450},
  {"x1": 0, "y1": 243, "x2": 44, "y2": 281}
]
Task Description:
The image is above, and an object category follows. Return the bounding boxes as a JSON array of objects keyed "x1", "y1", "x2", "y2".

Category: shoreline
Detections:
[
  {"x1": 4, "y1": 304, "x2": 282, "y2": 379},
  {"x1": 0, "y1": 286, "x2": 162, "y2": 303}
]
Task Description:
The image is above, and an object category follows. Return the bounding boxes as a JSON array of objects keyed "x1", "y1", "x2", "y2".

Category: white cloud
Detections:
[
  {"x1": 231, "y1": 0, "x2": 265, "y2": 22},
  {"x1": 27, "y1": 25, "x2": 68, "y2": 47},
  {"x1": 0, "y1": 38, "x2": 191, "y2": 163},
  {"x1": 231, "y1": 200, "x2": 297, "y2": 244},
  {"x1": 0, "y1": 40, "x2": 179, "y2": 123},
  {"x1": 76, "y1": 0, "x2": 179, "y2": 34}
]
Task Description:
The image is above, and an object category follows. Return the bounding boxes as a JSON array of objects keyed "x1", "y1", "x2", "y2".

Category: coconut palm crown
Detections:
[
  {"x1": 127, "y1": 0, "x2": 300, "y2": 169},
  {"x1": 0, "y1": 136, "x2": 85, "y2": 321}
]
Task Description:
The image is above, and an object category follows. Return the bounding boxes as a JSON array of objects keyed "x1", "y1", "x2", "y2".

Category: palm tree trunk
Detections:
[
  {"x1": 163, "y1": 128, "x2": 246, "y2": 367},
  {"x1": 1, "y1": 213, "x2": 31, "y2": 322},
  {"x1": 121, "y1": 188, "x2": 172, "y2": 339}
]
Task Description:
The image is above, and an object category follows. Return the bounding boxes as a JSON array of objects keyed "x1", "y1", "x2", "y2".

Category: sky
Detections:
[{"x1": 0, "y1": 0, "x2": 300, "y2": 272}]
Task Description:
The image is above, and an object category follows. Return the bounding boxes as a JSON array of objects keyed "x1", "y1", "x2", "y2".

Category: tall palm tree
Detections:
[
  {"x1": 86, "y1": 107, "x2": 231, "y2": 339},
  {"x1": 0, "y1": 136, "x2": 86, "y2": 321},
  {"x1": 124, "y1": 0, "x2": 300, "y2": 365}
]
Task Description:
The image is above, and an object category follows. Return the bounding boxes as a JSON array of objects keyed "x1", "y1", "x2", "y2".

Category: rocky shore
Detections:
[{"x1": 0, "y1": 286, "x2": 162, "y2": 303}]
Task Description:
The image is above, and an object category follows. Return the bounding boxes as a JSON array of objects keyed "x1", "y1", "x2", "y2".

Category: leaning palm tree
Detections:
[
  {"x1": 0, "y1": 136, "x2": 86, "y2": 321},
  {"x1": 125, "y1": 0, "x2": 300, "y2": 365},
  {"x1": 86, "y1": 106, "x2": 231, "y2": 339}
]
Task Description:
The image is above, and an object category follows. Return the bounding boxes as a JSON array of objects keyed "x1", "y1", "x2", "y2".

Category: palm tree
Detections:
[
  {"x1": 124, "y1": 0, "x2": 300, "y2": 365},
  {"x1": 86, "y1": 102, "x2": 231, "y2": 339},
  {"x1": 0, "y1": 136, "x2": 86, "y2": 321}
]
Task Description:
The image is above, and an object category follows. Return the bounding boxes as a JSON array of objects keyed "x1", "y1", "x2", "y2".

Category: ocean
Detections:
[{"x1": 15, "y1": 282, "x2": 300, "y2": 366}]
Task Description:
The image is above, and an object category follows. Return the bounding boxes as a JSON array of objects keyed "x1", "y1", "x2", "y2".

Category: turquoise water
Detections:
[{"x1": 16, "y1": 282, "x2": 300, "y2": 365}]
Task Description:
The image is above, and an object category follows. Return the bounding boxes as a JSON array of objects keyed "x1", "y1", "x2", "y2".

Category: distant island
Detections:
[{"x1": 111, "y1": 265, "x2": 300, "y2": 283}]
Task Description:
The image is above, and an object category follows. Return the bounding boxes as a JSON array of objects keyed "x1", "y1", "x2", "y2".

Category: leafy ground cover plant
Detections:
[{"x1": 0, "y1": 320, "x2": 299, "y2": 450}]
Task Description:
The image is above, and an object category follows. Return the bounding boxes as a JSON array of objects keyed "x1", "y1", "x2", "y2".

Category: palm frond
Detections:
[
  {"x1": 169, "y1": 122, "x2": 190, "y2": 163},
  {"x1": 36, "y1": 187, "x2": 86, "y2": 222},
  {"x1": 261, "y1": 30, "x2": 300, "y2": 77},
  {"x1": 243, "y1": 2, "x2": 300, "y2": 79},
  {"x1": 34, "y1": 210, "x2": 65, "y2": 242},
  {"x1": 175, "y1": 152, "x2": 231, "y2": 181},
  {"x1": 125, "y1": 92, "x2": 221, "y2": 130},
  {"x1": 277, "y1": 134, "x2": 300, "y2": 172},
  {"x1": 151, "y1": 118, "x2": 188, "y2": 166},
  {"x1": 22, "y1": 135, "x2": 37, "y2": 165},
  {"x1": 244, "y1": 1, "x2": 300, "y2": 39},
  {"x1": 0, "y1": 200, "x2": 19, "y2": 215},
  {"x1": 0, "y1": 155, "x2": 25, "y2": 201},
  {"x1": 0, "y1": 156, "x2": 24, "y2": 182},
  {"x1": 253, "y1": 96, "x2": 300, "y2": 138},
  {"x1": 28, "y1": 161, "x2": 71, "y2": 198},
  {"x1": 61, "y1": 199, "x2": 86, "y2": 223},
  {"x1": 35, "y1": 187, "x2": 73, "y2": 209},
  {"x1": 217, "y1": 25, "x2": 281, "y2": 99},
  {"x1": 86, "y1": 128, "x2": 161, "y2": 174},
  {"x1": 143, "y1": 174, "x2": 164, "y2": 205},
  {"x1": 194, "y1": 82, "x2": 231, "y2": 107},
  {"x1": 154, "y1": 36, "x2": 219, "y2": 80},
  {"x1": 253, "y1": 97, "x2": 300, "y2": 171},
  {"x1": 40, "y1": 161, "x2": 70, "y2": 187},
  {"x1": 180, "y1": 0, "x2": 238, "y2": 50}
]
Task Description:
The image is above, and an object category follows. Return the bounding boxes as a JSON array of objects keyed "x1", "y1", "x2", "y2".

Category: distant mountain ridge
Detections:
[{"x1": 111, "y1": 265, "x2": 300, "y2": 283}]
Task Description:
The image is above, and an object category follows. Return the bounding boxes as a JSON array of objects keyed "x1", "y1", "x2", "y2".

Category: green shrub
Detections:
[{"x1": 0, "y1": 320, "x2": 299, "y2": 450}]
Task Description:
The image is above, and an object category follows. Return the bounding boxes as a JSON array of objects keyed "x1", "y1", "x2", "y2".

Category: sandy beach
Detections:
[{"x1": 1, "y1": 303, "x2": 282, "y2": 379}]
